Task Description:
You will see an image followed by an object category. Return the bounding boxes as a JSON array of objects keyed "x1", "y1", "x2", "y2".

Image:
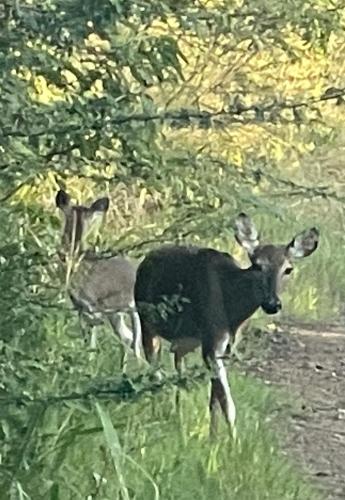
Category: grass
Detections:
[
  {"x1": 2, "y1": 185, "x2": 340, "y2": 500},
  {"x1": 4, "y1": 351, "x2": 321, "y2": 500}
]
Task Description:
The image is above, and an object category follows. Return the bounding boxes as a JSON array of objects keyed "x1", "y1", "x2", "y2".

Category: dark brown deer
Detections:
[
  {"x1": 134, "y1": 213, "x2": 319, "y2": 436},
  {"x1": 55, "y1": 189, "x2": 142, "y2": 368}
]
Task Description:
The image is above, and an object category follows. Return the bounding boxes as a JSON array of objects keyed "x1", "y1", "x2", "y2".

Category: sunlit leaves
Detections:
[{"x1": 1, "y1": 2, "x2": 345, "y2": 496}]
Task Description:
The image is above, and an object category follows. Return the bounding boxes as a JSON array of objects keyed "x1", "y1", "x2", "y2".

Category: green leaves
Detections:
[
  {"x1": 96, "y1": 403, "x2": 130, "y2": 500},
  {"x1": 0, "y1": 1, "x2": 344, "y2": 497}
]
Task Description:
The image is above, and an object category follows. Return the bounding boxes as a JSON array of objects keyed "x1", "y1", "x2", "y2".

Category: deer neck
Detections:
[
  {"x1": 60, "y1": 250, "x2": 97, "y2": 289},
  {"x1": 224, "y1": 267, "x2": 266, "y2": 331}
]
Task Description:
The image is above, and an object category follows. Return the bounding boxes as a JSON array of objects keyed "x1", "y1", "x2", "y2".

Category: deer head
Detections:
[
  {"x1": 234, "y1": 213, "x2": 319, "y2": 314},
  {"x1": 55, "y1": 189, "x2": 109, "y2": 259}
]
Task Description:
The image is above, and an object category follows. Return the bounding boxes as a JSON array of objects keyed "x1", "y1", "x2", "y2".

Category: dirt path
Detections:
[{"x1": 244, "y1": 322, "x2": 345, "y2": 500}]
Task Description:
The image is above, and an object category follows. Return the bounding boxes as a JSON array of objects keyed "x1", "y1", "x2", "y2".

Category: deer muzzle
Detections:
[{"x1": 262, "y1": 297, "x2": 282, "y2": 315}]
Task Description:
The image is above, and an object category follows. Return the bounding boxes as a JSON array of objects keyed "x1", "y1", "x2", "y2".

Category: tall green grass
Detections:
[
  {"x1": 3, "y1": 364, "x2": 321, "y2": 500},
  {"x1": 1, "y1": 338, "x2": 319, "y2": 500}
]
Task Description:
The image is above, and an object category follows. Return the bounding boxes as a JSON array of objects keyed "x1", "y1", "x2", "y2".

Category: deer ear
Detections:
[
  {"x1": 90, "y1": 197, "x2": 109, "y2": 213},
  {"x1": 286, "y1": 227, "x2": 319, "y2": 259},
  {"x1": 234, "y1": 213, "x2": 260, "y2": 255},
  {"x1": 56, "y1": 190, "x2": 71, "y2": 209}
]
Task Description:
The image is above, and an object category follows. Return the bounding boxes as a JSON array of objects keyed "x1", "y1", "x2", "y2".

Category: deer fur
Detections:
[
  {"x1": 134, "y1": 213, "x2": 319, "y2": 436},
  {"x1": 55, "y1": 189, "x2": 142, "y2": 367}
]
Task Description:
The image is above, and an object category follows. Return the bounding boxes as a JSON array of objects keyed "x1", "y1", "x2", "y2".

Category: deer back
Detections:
[
  {"x1": 135, "y1": 214, "x2": 319, "y2": 341},
  {"x1": 69, "y1": 256, "x2": 137, "y2": 314},
  {"x1": 135, "y1": 246, "x2": 240, "y2": 339}
]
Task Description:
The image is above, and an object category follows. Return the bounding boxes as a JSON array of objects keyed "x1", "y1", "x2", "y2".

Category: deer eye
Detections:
[{"x1": 284, "y1": 267, "x2": 293, "y2": 275}]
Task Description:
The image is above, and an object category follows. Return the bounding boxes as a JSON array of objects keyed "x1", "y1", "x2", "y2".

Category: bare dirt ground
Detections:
[{"x1": 244, "y1": 321, "x2": 345, "y2": 500}]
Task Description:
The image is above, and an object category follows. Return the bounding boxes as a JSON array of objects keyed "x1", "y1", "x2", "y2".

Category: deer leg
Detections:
[
  {"x1": 119, "y1": 345, "x2": 127, "y2": 373},
  {"x1": 174, "y1": 351, "x2": 184, "y2": 376},
  {"x1": 142, "y1": 322, "x2": 162, "y2": 380},
  {"x1": 109, "y1": 313, "x2": 133, "y2": 373},
  {"x1": 170, "y1": 337, "x2": 201, "y2": 409},
  {"x1": 230, "y1": 322, "x2": 247, "y2": 362},
  {"x1": 143, "y1": 334, "x2": 162, "y2": 365},
  {"x1": 213, "y1": 358, "x2": 237, "y2": 439},
  {"x1": 129, "y1": 307, "x2": 143, "y2": 360},
  {"x1": 208, "y1": 335, "x2": 237, "y2": 439},
  {"x1": 173, "y1": 351, "x2": 184, "y2": 414},
  {"x1": 170, "y1": 337, "x2": 200, "y2": 374},
  {"x1": 111, "y1": 313, "x2": 134, "y2": 346}
]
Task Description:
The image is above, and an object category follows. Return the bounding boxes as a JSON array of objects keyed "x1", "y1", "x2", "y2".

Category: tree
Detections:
[{"x1": 1, "y1": 0, "x2": 345, "y2": 497}]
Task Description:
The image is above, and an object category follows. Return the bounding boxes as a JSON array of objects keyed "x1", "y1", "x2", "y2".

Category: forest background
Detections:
[{"x1": 1, "y1": 1, "x2": 345, "y2": 498}]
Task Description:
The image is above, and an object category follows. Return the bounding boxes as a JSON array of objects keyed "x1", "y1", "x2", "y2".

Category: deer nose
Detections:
[{"x1": 262, "y1": 297, "x2": 282, "y2": 315}]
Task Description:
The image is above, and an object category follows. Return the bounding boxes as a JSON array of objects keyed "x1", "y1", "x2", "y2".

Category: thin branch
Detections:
[
  {"x1": 0, "y1": 369, "x2": 209, "y2": 407},
  {"x1": 2, "y1": 88, "x2": 345, "y2": 140}
]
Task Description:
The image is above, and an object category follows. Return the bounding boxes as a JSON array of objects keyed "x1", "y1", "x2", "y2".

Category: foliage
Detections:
[
  {"x1": 1, "y1": 0, "x2": 345, "y2": 497},
  {"x1": 1, "y1": 358, "x2": 321, "y2": 500}
]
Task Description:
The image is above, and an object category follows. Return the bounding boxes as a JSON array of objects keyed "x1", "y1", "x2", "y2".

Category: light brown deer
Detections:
[
  {"x1": 55, "y1": 189, "x2": 141, "y2": 368},
  {"x1": 134, "y1": 213, "x2": 319, "y2": 436}
]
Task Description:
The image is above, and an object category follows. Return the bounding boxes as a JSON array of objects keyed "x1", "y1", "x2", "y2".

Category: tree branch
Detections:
[
  {"x1": 2, "y1": 88, "x2": 344, "y2": 139},
  {"x1": 0, "y1": 369, "x2": 209, "y2": 407}
]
